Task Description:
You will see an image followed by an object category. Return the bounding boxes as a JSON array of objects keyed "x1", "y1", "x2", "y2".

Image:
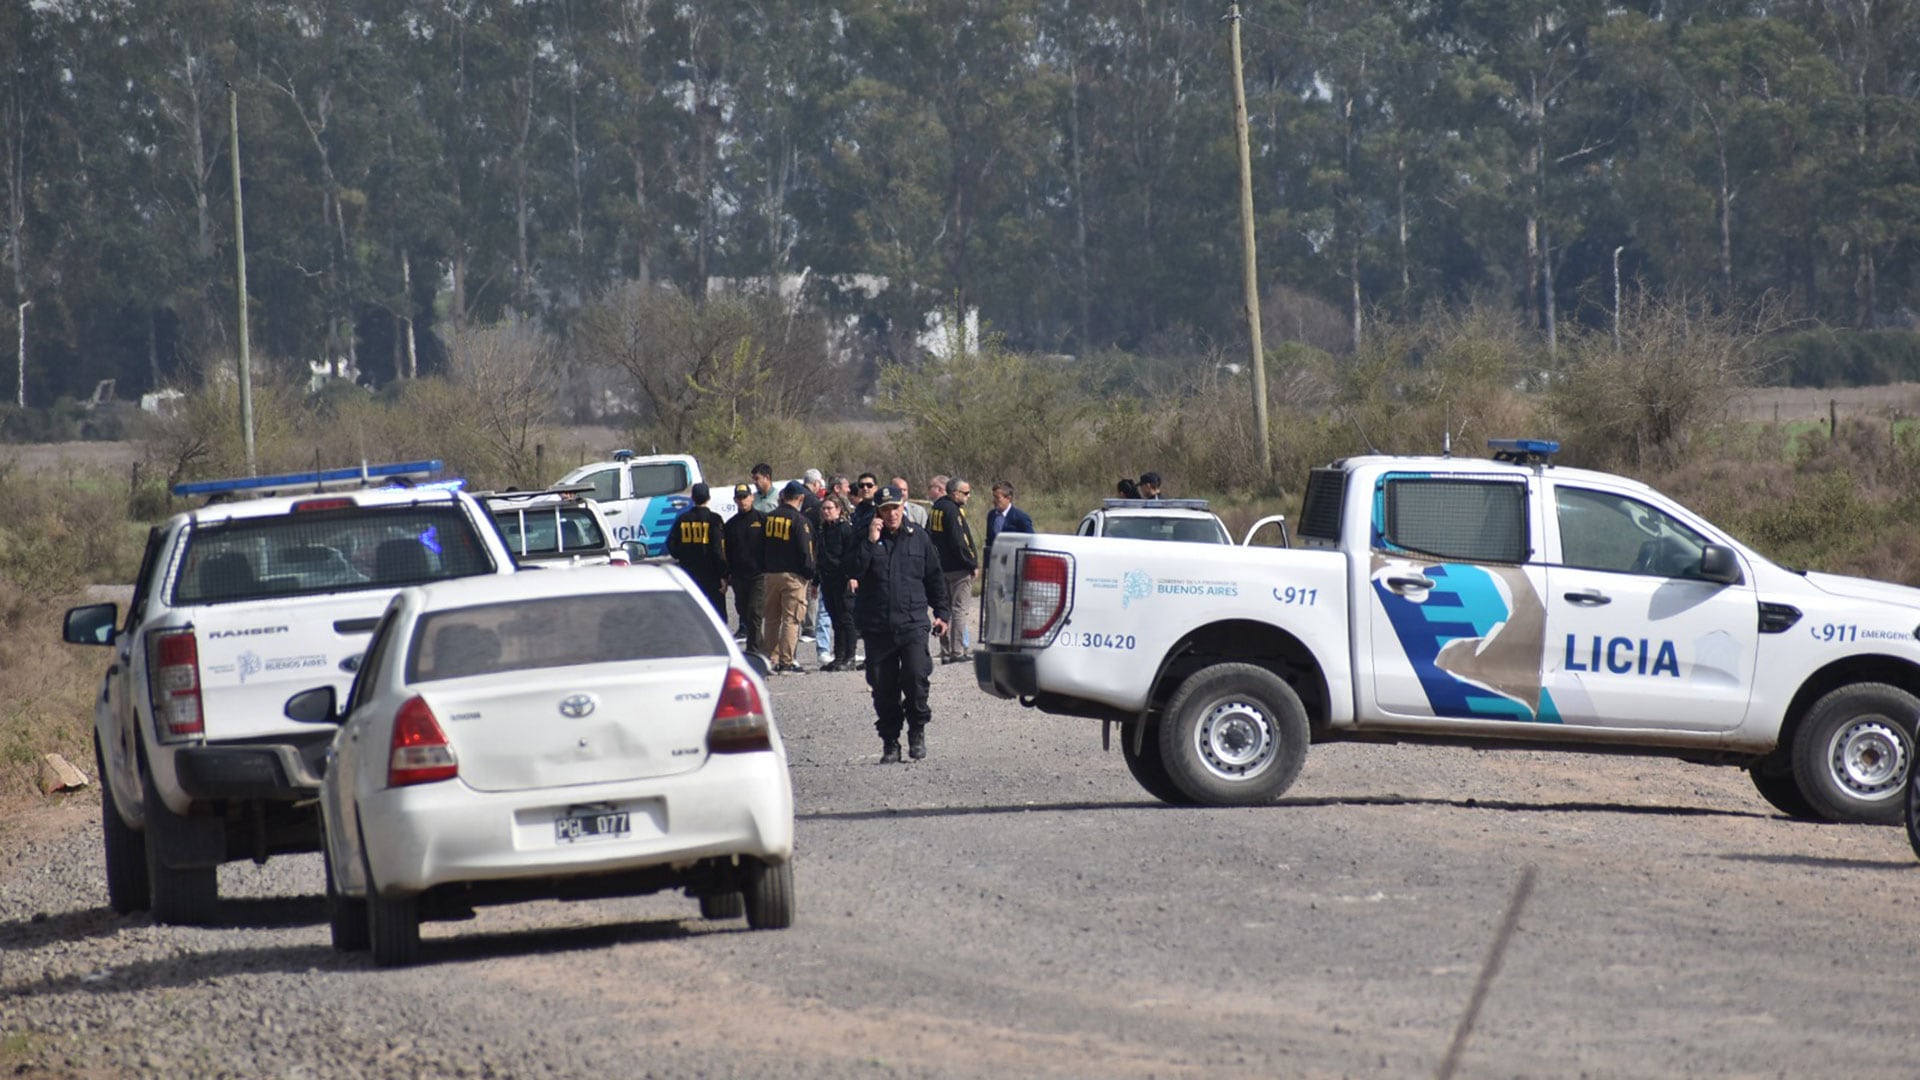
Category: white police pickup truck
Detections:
[
  {"x1": 61, "y1": 461, "x2": 516, "y2": 923},
  {"x1": 557, "y1": 450, "x2": 711, "y2": 558},
  {"x1": 976, "y1": 439, "x2": 1920, "y2": 824}
]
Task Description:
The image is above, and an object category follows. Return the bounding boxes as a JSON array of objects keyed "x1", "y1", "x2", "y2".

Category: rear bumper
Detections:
[
  {"x1": 358, "y1": 751, "x2": 795, "y2": 896},
  {"x1": 174, "y1": 740, "x2": 328, "y2": 801},
  {"x1": 974, "y1": 648, "x2": 1038, "y2": 699}
]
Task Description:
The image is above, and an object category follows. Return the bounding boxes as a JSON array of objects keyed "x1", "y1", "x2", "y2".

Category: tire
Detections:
[
  {"x1": 1906, "y1": 769, "x2": 1920, "y2": 861},
  {"x1": 742, "y1": 859, "x2": 795, "y2": 930},
  {"x1": 1790, "y1": 683, "x2": 1919, "y2": 824},
  {"x1": 139, "y1": 754, "x2": 219, "y2": 926},
  {"x1": 1119, "y1": 718, "x2": 1194, "y2": 806},
  {"x1": 1748, "y1": 764, "x2": 1819, "y2": 821},
  {"x1": 325, "y1": 843, "x2": 369, "y2": 952},
  {"x1": 363, "y1": 843, "x2": 420, "y2": 967},
  {"x1": 1157, "y1": 663, "x2": 1309, "y2": 807},
  {"x1": 699, "y1": 891, "x2": 745, "y2": 920},
  {"x1": 96, "y1": 739, "x2": 149, "y2": 914}
]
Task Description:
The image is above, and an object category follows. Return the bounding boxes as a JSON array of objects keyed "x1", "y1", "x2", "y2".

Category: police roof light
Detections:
[
  {"x1": 171, "y1": 459, "x2": 446, "y2": 499},
  {"x1": 1102, "y1": 498, "x2": 1211, "y2": 511},
  {"x1": 1486, "y1": 438, "x2": 1560, "y2": 466},
  {"x1": 612, "y1": 449, "x2": 635, "y2": 461}
]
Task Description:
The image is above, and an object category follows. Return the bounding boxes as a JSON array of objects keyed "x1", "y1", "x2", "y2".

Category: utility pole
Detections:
[
  {"x1": 1612, "y1": 245, "x2": 1624, "y2": 352},
  {"x1": 15, "y1": 299, "x2": 28, "y2": 408},
  {"x1": 1226, "y1": 4, "x2": 1271, "y2": 480},
  {"x1": 227, "y1": 82, "x2": 256, "y2": 475}
]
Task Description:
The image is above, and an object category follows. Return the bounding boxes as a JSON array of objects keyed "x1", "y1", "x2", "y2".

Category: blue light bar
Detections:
[
  {"x1": 1486, "y1": 438, "x2": 1560, "y2": 464},
  {"x1": 171, "y1": 459, "x2": 446, "y2": 498},
  {"x1": 1487, "y1": 438, "x2": 1558, "y2": 456}
]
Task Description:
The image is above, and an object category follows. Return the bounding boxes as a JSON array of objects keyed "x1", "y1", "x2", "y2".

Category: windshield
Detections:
[
  {"x1": 406, "y1": 591, "x2": 727, "y2": 682},
  {"x1": 173, "y1": 504, "x2": 496, "y2": 605}
]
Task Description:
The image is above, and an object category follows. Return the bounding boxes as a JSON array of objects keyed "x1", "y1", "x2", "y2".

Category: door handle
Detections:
[
  {"x1": 1386, "y1": 575, "x2": 1435, "y2": 592},
  {"x1": 1563, "y1": 589, "x2": 1611, "y2": 606}
]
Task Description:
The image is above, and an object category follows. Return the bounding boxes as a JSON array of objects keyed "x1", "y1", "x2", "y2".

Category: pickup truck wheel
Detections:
[
  {"x1": 363, "y1": 843, "x2": 421, "y2": 967},
  {"x1": 699, "y1": 891, "x2": 746, "y2": 920},
  {"x1": 139, "y1": 754, "x2": 219, "y2": 926},
  {"x1": 1158, "y1": 664, "x2": 1308, "y2": 806},
  {"x1": 1120, "y1": 719, "x2": 1194, "y2": 806},
  {"x1": 1791, "y1": 683, "x2": 1919, "y2": 824},
  {"x1": 742, "y1": 858, "x2": 795, "y2": 930},
  {"x1": 96, "y1": 739, "x2": 150, "y2": 913},
  {"x1": 1747, "y1": 765, "x2": 1818, "y2": 821},
  {"x1": 324, "y1": 844, "x2": 369, "y2": 952},
  {"x1": 1907, "y1": 772, "x2": 1920, "y2": 860}
]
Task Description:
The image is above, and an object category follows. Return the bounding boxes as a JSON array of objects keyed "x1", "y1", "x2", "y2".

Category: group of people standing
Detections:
[{"x1": 666, "y1": 465, "x2": 1037, "y2": 765}]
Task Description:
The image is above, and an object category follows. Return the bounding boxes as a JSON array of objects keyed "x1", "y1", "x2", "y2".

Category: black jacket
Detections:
[
  {"x1": 666, "y1": 505, "x2": 727, "y2": 580},
  {"x1": 817, "y1": 516, "x2": 857, "y2": 581},
  {"x1": 850, "y1": 519, "x2": 949, "y2": 636},
  {"x1": 722, "y1": 508, "x2": 766, "y2": 579},
  {"x1": 928, "y1": 495, "x2": 977, "y2": 573},
  {"x1": 760, "y1": 503, "x2": 815, "y2": 579}
]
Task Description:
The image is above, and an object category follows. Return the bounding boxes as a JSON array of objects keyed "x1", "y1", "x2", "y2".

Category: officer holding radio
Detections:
[{"x1": 849, "y1": 484, "x2": 950, "y2": 763}]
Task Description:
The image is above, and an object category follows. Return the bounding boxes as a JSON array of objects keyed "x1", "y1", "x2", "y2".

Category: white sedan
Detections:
[{"x1": 286, "y1": 565, "x2": 795, "y2": 967}]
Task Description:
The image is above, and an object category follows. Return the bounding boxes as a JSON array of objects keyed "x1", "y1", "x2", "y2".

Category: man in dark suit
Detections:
[{"x1": 985, "y1": 480, "x2": 1036, "y2": 560}]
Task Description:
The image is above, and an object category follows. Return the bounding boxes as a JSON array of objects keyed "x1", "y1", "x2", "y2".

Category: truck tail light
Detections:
[
  {"x1": 388, "y1": 696, "x2": 458, "y2": 787},
  {"x1": 707, "y1": 668, "x2": 771, "y2": 753},
  {"x1": 148, "y1": 629, "x2": 204, "y2": 740},
  {"x1": 1017, "y1": 551, "x2": 1072, "y2": 641}
]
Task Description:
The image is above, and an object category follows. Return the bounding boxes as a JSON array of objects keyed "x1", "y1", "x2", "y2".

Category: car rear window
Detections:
[
  {"x1": 1105, "y1": 516, "x2": 1228, "y2": 544},
  {"x1": 493, "y1": 504, "x2": 608, "y2": 556},
  {"x1": 173, "y1": 504, "x2": 496, "y2": 605},
  {"x1": 406, "y1": 591, "x2": 728, "y2": 683}
]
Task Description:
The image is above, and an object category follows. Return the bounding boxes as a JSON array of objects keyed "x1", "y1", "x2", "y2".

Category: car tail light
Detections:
[
  {"x1": 707, "y1": 669, "x2": 771, "y2": 753},
  {"x1": 388, "y1": 696, "x2": 458, "y2": 787},
  {"x1": 148, "y1": 629, "x2": 204, "y2": 740},
  {"x1": 1016, "y1": 551, "x2": 1072, "y2": 641},
  {"x1": 292, "y1": 497, "x2": 355, "y2": 512}
]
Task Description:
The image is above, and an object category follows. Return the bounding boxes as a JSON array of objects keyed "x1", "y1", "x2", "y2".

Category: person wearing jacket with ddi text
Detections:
[
  {"x1": 760, "y1": 481, "x2": 816, "y2": 674},
  {"x1": 667, "y1": 482, "x2": 728, "y2": 618},
  {"x1": 850, "y1": 485, "x2": 950, "y2": 762}
]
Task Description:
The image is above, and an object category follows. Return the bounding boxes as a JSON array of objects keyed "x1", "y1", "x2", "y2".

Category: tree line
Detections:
[{"x1": 2, "y1": 0, "x2": 1917, "y2": 408}]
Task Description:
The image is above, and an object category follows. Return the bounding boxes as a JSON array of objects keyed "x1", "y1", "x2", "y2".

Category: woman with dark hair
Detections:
[{"x1": 1115, "y1": 477, "x2": 1141, "y2": 499}]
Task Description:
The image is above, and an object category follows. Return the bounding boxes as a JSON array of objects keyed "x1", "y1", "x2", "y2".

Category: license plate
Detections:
[{"x1": 554, "y1": 805, "x2": 630, "y2": 844}]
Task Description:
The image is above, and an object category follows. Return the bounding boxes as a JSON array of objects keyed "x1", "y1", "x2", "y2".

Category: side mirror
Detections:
[
  {"x1": 741, "y1": 651, "x2": 772, "y2": 679},
  {"x1": 63, "y1": 603, "x2": 119, "y2": 646},
  {"x1": 1698, "y1": 543, "x2": 1743, "y2": 585},
  {"x1": 284, "y1": 686, "x2": 342, "y2": 725},
  {"x1": 622, "y1": 540, "x2": 648, "y2": 564}
]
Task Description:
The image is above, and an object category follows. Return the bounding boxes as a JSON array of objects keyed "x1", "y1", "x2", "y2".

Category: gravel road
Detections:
[{"x1": 5, "y1": 656, "x2": 1918, "y2": 1078}]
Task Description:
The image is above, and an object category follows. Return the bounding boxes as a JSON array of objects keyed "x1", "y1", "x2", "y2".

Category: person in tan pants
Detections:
[{"x1": 759, "y1": 481, "x2": 816, "y2": 673}]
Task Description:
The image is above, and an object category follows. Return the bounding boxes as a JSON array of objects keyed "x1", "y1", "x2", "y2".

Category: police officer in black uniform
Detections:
[
  {"x1": 850, "y1": 484, "x2": 950, "y2": 763},
  {"x1": 722, "y1": 483, "x2": 767, "y2": 655},
  {"x1": 667, "y1": 482, "x2": 728, "y2": 618}
]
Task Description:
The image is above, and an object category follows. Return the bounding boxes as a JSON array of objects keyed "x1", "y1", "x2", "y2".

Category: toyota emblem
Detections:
[{"x1": 558, "y1": 693, "x2": 597, "y2": 718}]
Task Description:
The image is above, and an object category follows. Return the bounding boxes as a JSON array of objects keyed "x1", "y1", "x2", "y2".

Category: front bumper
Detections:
[
  {"x1": 358, "y1": 750, "x2": 795, "y2": 896},
  {"x1": 975, "y1": 648, "x2": 1038, "y2": 699}
]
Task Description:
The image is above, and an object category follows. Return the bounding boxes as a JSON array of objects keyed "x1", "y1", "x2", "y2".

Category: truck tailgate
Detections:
[{"x1": 189, "y1": 592, "x2": 390, "y2": 740}]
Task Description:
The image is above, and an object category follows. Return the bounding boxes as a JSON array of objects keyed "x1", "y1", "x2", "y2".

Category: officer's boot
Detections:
[
  {"x1": 907, "y1": 726, "x2": 927, "y2": 761},
  {"x1": 879, "y1": 740, "x2": 902, "y2": 764}
]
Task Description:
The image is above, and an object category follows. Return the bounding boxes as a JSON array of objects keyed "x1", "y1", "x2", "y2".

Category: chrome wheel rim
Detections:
[{"x1": 1193, "y1": 698, "x2": 1276, "y2": 782}]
